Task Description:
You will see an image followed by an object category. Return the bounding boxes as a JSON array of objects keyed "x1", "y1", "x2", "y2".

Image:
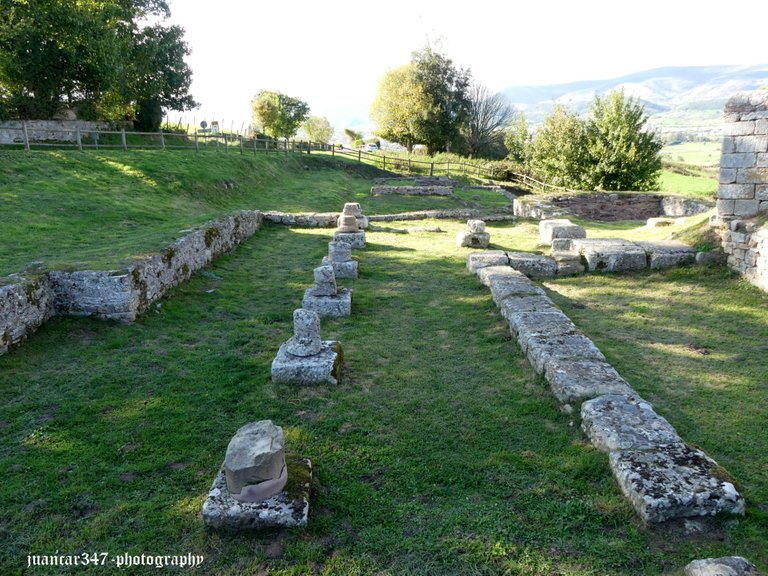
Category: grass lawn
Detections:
[
  {"x1": 660, "y1": 142, "x2": 721, "y2": 167},
  {"x1": 1, "y1": 219, "x2": 766, "y2": 575},
  {"x1": 0, "y1": 150, "x2": 509, "y2": 278}
]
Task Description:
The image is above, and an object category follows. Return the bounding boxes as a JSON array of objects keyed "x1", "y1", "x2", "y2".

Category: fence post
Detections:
[
  {"x1": 194, "y1": 130, "x2": 199, "y2": 152},
  {"x1": 447, "y1": 162, "x2": 450, "y2": 177},
  {"x1": 76, "y1": 127, "x2": 83, "y2": 152},
  {"x1": 430, "y1": 162, "x2": 434, "y2": 177},
  {"x1": 307, "y1": 140, "x2": 310, "y2": 154},
  {"x1": 159, "y1": 131, "x2": 166, "y2": 150},
  {"x1": 408, "y1": 158, "x2": 411, "y2": 174},
  {"x1": 121, "y1": 128, "x2": 127, "y2": 151},
  {"x1": 331, "y1": 144, "x2": 335, "y2": 157},
  {"x1": 285, "y1": 138, "x2": 288, "y2": 155},
  {"x1": 383, "y1": 155, "x2": 386, "y2": 171},
  {"x1": 93, "y1": 129, "x2": 98, "y2": 150},
  {"x1": 224, "y1": 133, "x2": 229, "y2": 153},
  {"x1": 463, "y1": 163, "x2": 466, "y2": 177},
  {"x1": 358, "y1": 150, "x2": 361, "y2": 162},
  {"x1": 253, "y1": 137, "x2": 257, "y2": 155},
  {"x1": 22, "y1": 121, "x2": 30, "y2": 153},
  {"x1": 240, "y1": 135, "x2": 244, "y2": 155}
]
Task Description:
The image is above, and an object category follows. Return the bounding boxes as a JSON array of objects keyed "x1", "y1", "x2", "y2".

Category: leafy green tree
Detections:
[
  {"x1": 530, "y1": 105, "x2": 589, "y2": 189},
  {"x1": 251, "y1": 90, "x2": 310, "y2": 139},
  {"x1": 370, "y1": 46, "x2": 471, "y2": 154},
  {"x1": 583, "y1": 89, "x2": 663, "y2": 191},
  {"x1": 410, "y1": 46, "x2": 471, "y2": 153},
  {"x1": 504, "y1": 112, "x2": 531, "y2": 168},
  {"x1": 301, "y1": 116, "x2": 333, "y2": 143},
  {"x1": 369, "y1": 64, "x2": 429, "y2": 151}
]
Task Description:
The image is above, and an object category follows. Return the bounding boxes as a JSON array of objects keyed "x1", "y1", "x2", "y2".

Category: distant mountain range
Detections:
[{"x1": 501, "y1": 64, "x2": 768, "y2": 132}]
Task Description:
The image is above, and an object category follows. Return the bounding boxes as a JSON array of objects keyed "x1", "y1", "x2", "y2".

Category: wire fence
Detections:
[{"x1": 1, "y1": 121, "x2": 574, "y2": 193}]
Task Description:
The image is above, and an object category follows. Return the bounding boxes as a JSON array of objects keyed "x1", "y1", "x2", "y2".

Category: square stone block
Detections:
[
  {"x1": 581, "y1": 394, "x2": 681, "y2": 452},
  {"x1": 202, "y1": 456, "x2": 312, "y2": 530},
  {"x1": 302, "y1": 288, "x2": 352, "y2": 317},
  {"x1": 477, "y1": 265, "x2": 525, "y2": 287},
  {"x1": 498, "y1": 295, "x2": 558, "y2": 324},
  {"x1": 555, "y1": 258, "x2": 585, "y2": 276},
  {"x1": 609, "y1": 443, "x2": 745, "y2": 523},
  {"x1": 333, "y1": 231, "x2": 365, "y2": 249},
  {"x1": 489, "y1": 277, "x2": 546, "y2": 306},
  {"x1": 506, "y1": 252, "x2": 557, "y2": 278},
  {"x1": 573, "y1": 239, "x2": 648, "y2": 272},
  {"x1": 544, "y1": 359, "x2": 636, "y2": 404},
  {"x1": 637, "y1": 241, "x2": 696, "y2": 270},
  {"x1": 466, "y1": 250, "x2": 509, "y2": 272},
  {"x1": 457, "y1": 231, "x2": 491, "y2": 248},
  {"x1": 510, "y1": 311, "x2": 577, "y2": 353},
  {"x1": 271, "y1": 340, "x2": 343, "y2": 385}
]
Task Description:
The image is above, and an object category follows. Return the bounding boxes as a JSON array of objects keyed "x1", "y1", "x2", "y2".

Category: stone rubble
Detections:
[
  {"x1": 223, "y1": 421, "x2": 287, "y2": 501},
  {"x1": 468, "y1": 251, "x2": 746, "y2": 523},
  {"x1": 271, "y1": 309, "x2": 344, "y2": 385},
  {"x1": 684, "y1": 556, "x2": 761, "y2": 576}
]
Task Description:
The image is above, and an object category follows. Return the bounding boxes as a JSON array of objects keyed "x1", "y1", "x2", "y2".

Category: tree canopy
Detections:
[
  {"x1": 0, "y1": 0, "x2": 196, "y2": 126},
  {"x1": 370, "y1": 46, "x2": 471, "y2": 154},
  {"x1": 301, "y1": 116, "x2": 333, "y2": 143},
  {"x1": 251, "y1": 91, "x2": 310, "y2": 139},
  {"x1": 463, "y1": 82, "x2": 514, "y2": 158}
]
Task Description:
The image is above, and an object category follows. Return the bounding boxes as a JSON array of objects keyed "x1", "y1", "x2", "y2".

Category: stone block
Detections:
[
  {"x1": 695, "y1": 252, "x2": 727, "y2": 266},
  {"x1": 202, "y1": 456, "x2": 312, "y2": 530},
  {"x1": 555, "y1": 259, "x2": 585, "y2": 276},
  {"x1": 457, "y1": 231, "x2": 491, "y2": 248},
  {"x1": 733, "y1": 199, "x2": 760, "y2": 217},
  {"x1": 539, "y1": 219, "x2": 574, "y2": 244},
  {"x1": 637, "y1": 241, "x2": 696, "y2": 269},
  {"x1": 302, "y1": 288, "x2": 352, "y2": 318},
  {"x1": 525, "y1": 333, "x2": 606, "y2": 375},
  {"x1": 224, "y1": 421, "x2": 286, "y2": 498},
  {"x1": 545, "y1": 360, "x2": 636, "y2": 404},
  {"x1": 721, "y1": 153, "x2": 756, "y2": 169},
  {"x1": 321, "y1": 257, "x2": 358, "y2": 279},
  {"x1": 609, "y1": 443, "x2": 745, "y2": 523},
  {"x1": 573, "y1": 239, "x2": 648, "y2": 273},
  {"x1": 551, "y1": 238, "x2": 574, "y2": 252},
  {"x1": 506, "y1": 252, "x2": 557, "y2": 278},
  {"x1": 721, "y1": 136, "x2": 735, "y2": 154},
  {"x1": 477, "y1": 265, "x2": 524, "y2": 287},
  {"x1": 684, "y1": 556, "x2": 760, "y2": 576},
  {"x1": 467, "y1": 219, "x2": 486, "y2": 233},
  {"x1": 581, "y1": 395, "x2": 681, "y2": 452},
  {"x1": 717, "y1": 199, "x2": 735, "y2": 215},
  {"x1": 719, "y1": 183, "x2": 756, "y2": 199},
  {"x1": 735, "y1": 136, "x2": 768, "y2": 153},
  {"x1": 499, "y1": 295, "x2": 558, "y2": 324},
  {"x1": 490, "y1": 278, "x2": 546, "y2": 305},
  {"x1": 466, "y1": 250, "x2": 509, "y2": 272},
  {"x1": 736, "y1": 168, "x2": 768, "y2": 185},
  {"x1": 512, "y1": 311, "x2": 578, "y2": 354},
  {"x1": 333, "y1": 231, "x2": 365, "y2": 249},
  {"x1": 757, "y1": 119, "x2": 768, "y2": 135},
  {"x1": 271, "y1": 340, "x2": 343, "y2": 385},
  {"x1": 719, "y1": 168, "x2": 737, "y2": 184},
  {"x1": 723, "y1": 121, "x2": 755, "y2": 136},
  {"x1": 757, "y1": 153, "x2": 768, "y2": 168}
]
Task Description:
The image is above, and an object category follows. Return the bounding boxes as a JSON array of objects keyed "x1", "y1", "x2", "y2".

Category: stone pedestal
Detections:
[
  {"x1": 321, "y1": 241, "x2": 358, "y2": 279},
  {"x1": 457, "y1": 219, "x2": 490, "y2": 248},
  {"x1": 339, "y1": 203, "x2": 369, "y2": 229},
  {"x1": 302, "y1": 288, "x2": 352, "y2": 317},
  {"x1": 202, "y1": 455, "x2": 312, "y2": 530},
  {"x1": 272, "y1": 340, "x2": 343, "y2": 384}
]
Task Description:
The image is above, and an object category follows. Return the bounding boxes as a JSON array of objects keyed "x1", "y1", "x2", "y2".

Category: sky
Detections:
[{"x1": 165, "y1": 0, "x2": 768, "y2": 134}]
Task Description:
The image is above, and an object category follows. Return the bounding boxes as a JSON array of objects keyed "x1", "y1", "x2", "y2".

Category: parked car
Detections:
[{"x1": 365, "y1": 143, "x2": 379, "y2": 152}]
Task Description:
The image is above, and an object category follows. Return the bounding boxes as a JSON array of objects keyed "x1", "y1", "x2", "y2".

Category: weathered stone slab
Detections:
[
  {"x1": 695, "y1": 252, "x2": 727, "y2": 266},
  {"x1": 684, "y1": 556, "x2": 760, "y2": 576},
  {"x1": 476, "y1": 265, "x2": 524, "y2": 287},
  {"x1": 333, "y1": 231, "x2": 365, "y2": 249},
  {"x1": 544, "y1": 360, "x2": 636, "y2": 404},
  {"x1": 371, "y1": 185, "x2": 453, "y2": 196},
  {"x1": 202, "y1": 456, "x2": 312, "y2": 530},
  {"x1": 489, "y1": 276, "x2": 547, "y2": 306},
  {"x1": 466, "y1": 250, "x2": 509, "y2": 272},
  {"x1": 271, "y1": 340, "x2": 343, "y2": 385},
  {"x1": 526, "y1": 333, "x2": 606, "y2": 375},
  {"x1": 506, "y1": 252, "x2": 557, "y2": 278},
  {"x1": 637, "y1": 241, "x2": 696, "y2": 269},
  {"x1": 499, "y1": 295, "x2": 558, "y2": 324},
  {"x1": 573, "y1": 239, "x2": 648, "y2": 272},
  {"x1": 555, "y1": 258, "x2": 585, "y2": 276},
  {"x1": 609, "y1": 442, "x2": 745, "y2": 523},
  {"x1": 581, "y1": 395, "x2": 681, "y2": 452},
  {"x1": 551, "y1": 238, "x2": 574, "y2": 252},
  {"x1": 321, "y1": 257, "x2": 358, "y2": 279},
  {"x1": 457, "y1": 231, "x2": 490, "y2": 248},
  {"x1": 539, "y1": 219, "x2": 586, "y2": 245},
  {"x1": 510, "y1": 311, "x2": 577, "y2": 353}
]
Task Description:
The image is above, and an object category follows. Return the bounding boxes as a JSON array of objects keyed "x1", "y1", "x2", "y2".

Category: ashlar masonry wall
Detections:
[{"x1": 718, "y1": 91, "x2": 768, "y2": 292}]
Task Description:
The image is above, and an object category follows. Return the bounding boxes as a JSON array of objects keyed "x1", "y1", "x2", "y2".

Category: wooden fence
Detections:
[{"x1": 1, "y1": 121, "x2": 577, "y2": 194}]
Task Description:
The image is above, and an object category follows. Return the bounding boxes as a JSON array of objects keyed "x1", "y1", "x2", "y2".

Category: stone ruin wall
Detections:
[
  {"x1": 717, "y1": 91, "x2": 768, "y2": 292},
  {"x1": 0, "y1": 211, "x2": 262, "y2": 355},
  {"x1": 0, "y1": 120, "x2": 110, "y2": 144}
]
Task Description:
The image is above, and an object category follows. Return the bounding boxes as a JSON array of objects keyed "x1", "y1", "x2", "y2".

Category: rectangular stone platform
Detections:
[
  {"x1": 573, "y1": 239, "x2": 648, "y2": 272},
  {"x1": 202, "y1": 456, "x2": 312, "y2": 530},
  {"x1": 271, "y1": 340, "x2": 343, "y2": 385},
  {"x1": 302, "y1": 288, "x2": 352, "y2": 317}
]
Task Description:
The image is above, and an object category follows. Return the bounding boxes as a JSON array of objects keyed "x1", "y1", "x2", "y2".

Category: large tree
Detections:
[
  {"x1": 529, "y1": 104, "x2": 589, "y2": 189},
  {"x1": 463, "y1": 82, "x2": 515, "y2": 158},
  {"x1": 0, "y1": 0, "x2": 196, "y2": 123},
  {"x1": 583, "y1": 89, "x2": 663, "y2": 191},
  {"x1": 370, "y1": 46, "x2": 471, "y2": 154},
  {"x1": 251, "y1": 90, "x2": 309, "y2": 139},
  {"x1": 301, "y1": 116, "x2": 333, "y2": 143}
]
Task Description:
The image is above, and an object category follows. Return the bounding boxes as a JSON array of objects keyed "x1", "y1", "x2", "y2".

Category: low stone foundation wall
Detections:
[
  {"x1": 1, "y1": 211, "x2": 262, "y2": 354},
  {"x1": 262, "y1": 212, "x2": 339, "y2": 227},
  {"x1": 370, "y1": 185, "x2": 454, "y2": 196},
  {"x1": 720, "y1": 219, "x2": 768, "y2": 291},
  {"x1": 514, "y1": 193, "x2": 711, "y2": 221},
  {"x1": 263, "y1": 208, "x2": 516, "y2": 227}
]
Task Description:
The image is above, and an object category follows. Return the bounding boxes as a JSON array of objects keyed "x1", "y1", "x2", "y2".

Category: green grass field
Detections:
[
  {"x1": 660, "y1": 142, "x2": 722, "y2": 167},
  {"x1": 2, "y1": 220, "x2": 766, "y2": 575}
]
